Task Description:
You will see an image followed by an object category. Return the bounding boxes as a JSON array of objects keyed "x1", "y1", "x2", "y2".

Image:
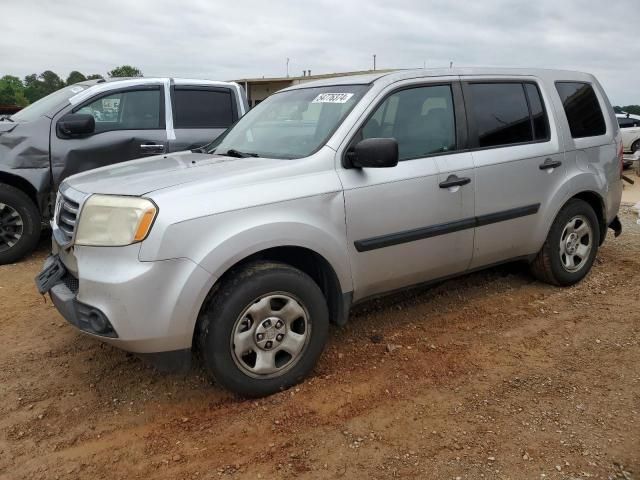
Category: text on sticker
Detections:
[{"x1": 311, "y1": 93, "x2": 355, "y2": 104}]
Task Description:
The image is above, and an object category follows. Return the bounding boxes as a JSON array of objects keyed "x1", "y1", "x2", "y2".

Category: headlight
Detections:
[{"x1": 75, "y1": 195, "x2": 158, "y2": 247}]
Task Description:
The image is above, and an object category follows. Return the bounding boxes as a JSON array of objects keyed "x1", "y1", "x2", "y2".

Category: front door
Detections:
[
  {"x1": 338, "y1": 81, "x2": 475, "y2": 301},
  {"x1": 50, "y1": 85, "x2": 168, "y2": 190}
]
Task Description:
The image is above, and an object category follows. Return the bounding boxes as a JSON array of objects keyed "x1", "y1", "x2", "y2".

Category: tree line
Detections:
[
  {"x1": 1, "y1": 67, "x2": 639, "y2": 116},
  {"x1": 614, "y1": 105, "x2": 640, "y2": 116},
  {"x1": 0, "y1": 65, "x2": 143, "y2": 106}
]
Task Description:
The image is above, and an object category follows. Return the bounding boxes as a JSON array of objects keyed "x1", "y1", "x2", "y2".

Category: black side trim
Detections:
[
  {"x1": 354, "y1": 203, "x2": 540, "y2": 252},
  {"x1": 355, "y1": 218, "x2": 476, "y2": 252},
  {"x1": 475, "y1": 204, "x2": 540, "y2": 227}
]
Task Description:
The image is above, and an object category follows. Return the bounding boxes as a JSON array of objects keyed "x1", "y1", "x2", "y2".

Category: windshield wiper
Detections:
[{"x1": 222, "y1": 149, "x2": 260, "y2": 158}]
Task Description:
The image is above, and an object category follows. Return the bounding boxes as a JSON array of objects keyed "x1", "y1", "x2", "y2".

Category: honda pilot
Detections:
[{"x1": 37, "y1": 68, "x2": 623, "y2": 397}]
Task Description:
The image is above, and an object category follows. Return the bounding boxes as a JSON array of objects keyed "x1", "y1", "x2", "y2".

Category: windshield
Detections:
[
  {"x1": 11, "y1": 85, "x2": 87, "y2": 123},
  {"x1": 209, "y1": 84, "x2": 369, "y2": 159}
]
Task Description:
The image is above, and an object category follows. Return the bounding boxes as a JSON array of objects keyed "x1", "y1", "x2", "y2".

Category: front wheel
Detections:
[
  {"x1": 530, "y1": 199, "x2": 600, "y2": 286},
  {"x1": 0, "y1": 184, "x2": 41, "y2": 265},
  {"x1": 198, "y1": 261, "x2": 329, "y2": 397},
  {"x1": 632, "y1": 139, "x2": 640, "y2": 154}
]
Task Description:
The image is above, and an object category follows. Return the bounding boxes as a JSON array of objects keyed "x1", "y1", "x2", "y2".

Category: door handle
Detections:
[
  {"x1": 539, "y1": 158, "x2": 562, "y2": 170},
  {"x1": 439, "y1": 175, "x2": 471, "y2": 189},
  {"x1": 140, "y1": 143, "x2": 165, "y2": 151}
]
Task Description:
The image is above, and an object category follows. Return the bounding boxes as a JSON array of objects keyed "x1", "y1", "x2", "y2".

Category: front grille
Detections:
[{"x1": 57, "y1": 195, "x2": 79, "y2": 243}]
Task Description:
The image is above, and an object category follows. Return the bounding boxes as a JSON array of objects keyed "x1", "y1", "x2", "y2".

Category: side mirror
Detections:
[
  {"x1": 57, "y1": 113, "x2": 95, "y2": 137},
  {"x1": 347, "y1": 138, "x2": 399, "y2": 168}
]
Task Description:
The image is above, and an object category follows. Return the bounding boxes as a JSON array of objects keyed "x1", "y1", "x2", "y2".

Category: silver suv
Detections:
[{"x1": 36, "y1": 68, "x2": 623, "y2": 397}]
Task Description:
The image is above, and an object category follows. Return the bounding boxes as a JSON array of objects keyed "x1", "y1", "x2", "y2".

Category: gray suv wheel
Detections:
[
  {"x1": 198, "y1": 261, "x2": 329, "y2": 397},
  {"x1": 530, "y1": 199, "x2": 600, "y2": 286}
]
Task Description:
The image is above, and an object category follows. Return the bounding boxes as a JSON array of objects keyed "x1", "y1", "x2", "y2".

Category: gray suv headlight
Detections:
[{"x1": 75, "y1": 195, "x2": 158, "y2": 246}]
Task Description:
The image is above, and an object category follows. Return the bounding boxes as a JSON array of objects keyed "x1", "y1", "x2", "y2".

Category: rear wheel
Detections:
[
  {"x1": 530, "y1": 199, "x2": 599, "y2": 286},
  {"x1": 198, "y1": 261, "x2": 329, "y2": 397},
  {"x1": 0, "y1": 184, "x2": 41, "y2": 265}
]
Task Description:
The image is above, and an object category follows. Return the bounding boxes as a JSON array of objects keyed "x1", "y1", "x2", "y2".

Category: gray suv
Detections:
[
  {"x1": 37, "y1": 68, "x2": 623, "y2": 397},
  {"x1": 0, "y1": 77, "x2": 247, "y2": 264}
]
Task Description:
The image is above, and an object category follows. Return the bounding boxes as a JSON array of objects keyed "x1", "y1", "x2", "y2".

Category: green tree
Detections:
[
  {"x1": 0, "y1": 75, "x2": 28, "y2": 106},
  {"x1": 23, "y1": 73, "x2": 44, "y2": 103},
  {"x1": 107, "y1": 65, "x2": 143, "y2": 78},
  {"x1": 39, "y1": 70, "x2": 65, "y2": 94},
  {"x1": 66, "y1": 70, "x2": 87, "y2": 85},
  {"x1": 22, "y1": 71, "x2": 66, "y2": 103},
  {"x1": 86, "y1": 73, "x2": 105, "y2": 81},
  {"x1": 622, "y1": 105, "x2": 640, "y2": 116}
]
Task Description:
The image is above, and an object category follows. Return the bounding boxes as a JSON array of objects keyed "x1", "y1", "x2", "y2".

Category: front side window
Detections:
[
  {"x1": 468, "y1": 83, "x2": 534, "y2": 148},
  {"x1": 173, "y1": 88, "x2": 235, "y2": 128},
  {"x1": 555, "y1": 82, "x2": 606, "y2": 138},
  {"x1": 361, "y1": 85, "x2": 456, "y2": 160},
  {"x1": 75, "y1": 88, "x2": 162, "y2": 132},
  {"x1": 209, "y1": 84, "x2": 368, "y2": 159}
]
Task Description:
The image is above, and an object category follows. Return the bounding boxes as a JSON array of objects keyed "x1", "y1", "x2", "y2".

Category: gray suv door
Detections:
[
  {"x1": 339, "y1": 81, "x2": 475, "y2": 301},
  {"x1": 50, "y1": 85, "x2": 167, "y2": 190},
  {"x1": 168, "y1": 85, "x2": 238, "y2": 152},
  {"x1": 462, "y1": 80, "x2": 566, "y2": 268}
]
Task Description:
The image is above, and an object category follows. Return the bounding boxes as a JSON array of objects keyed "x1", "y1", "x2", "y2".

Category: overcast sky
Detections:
[{"x1": 1, "y1": 0, "x2": 638, "y2": 104}]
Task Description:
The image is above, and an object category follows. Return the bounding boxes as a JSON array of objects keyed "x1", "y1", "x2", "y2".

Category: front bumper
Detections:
[{"x1": 39, "y1": 241, "x2": 213, "y2": 356}]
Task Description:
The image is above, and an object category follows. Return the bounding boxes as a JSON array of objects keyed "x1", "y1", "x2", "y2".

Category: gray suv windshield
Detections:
[
  {"x1": 11, "y1": 85, "x2": 87, "y2": 123},
  {"x1": 210, "y1": 84, "x2": 369, "y2": 159}
]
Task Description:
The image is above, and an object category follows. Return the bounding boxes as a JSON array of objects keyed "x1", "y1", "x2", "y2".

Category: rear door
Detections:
[
  {"x1": 50, "y1": 85, "x2": 167, "y2": 189},
  {"x1": 463, "y1": 80, "x2": 566, "y2": 268},
  {"x1": 168, "y1": 85, "x2": 238, "y2": 152}
]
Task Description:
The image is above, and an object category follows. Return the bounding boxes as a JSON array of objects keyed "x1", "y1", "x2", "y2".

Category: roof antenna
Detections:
[{"x1": 450, "y1": 61, "x2": 453, "y2": 69}]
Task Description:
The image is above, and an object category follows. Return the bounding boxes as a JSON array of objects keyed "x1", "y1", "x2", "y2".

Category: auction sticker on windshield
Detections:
[{"x1": 312, "y1": 93, "x2": 354, "y2": 104}]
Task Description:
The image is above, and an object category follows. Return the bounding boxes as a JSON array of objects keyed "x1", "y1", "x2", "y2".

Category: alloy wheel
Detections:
[{"x1": 0, "y1": 203, "x2": 24, "y2": 253}]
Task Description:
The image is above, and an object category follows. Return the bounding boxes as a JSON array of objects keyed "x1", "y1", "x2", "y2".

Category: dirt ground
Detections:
[{"x1": 1, "y1": 208, "x2": 639, "y2": 480}]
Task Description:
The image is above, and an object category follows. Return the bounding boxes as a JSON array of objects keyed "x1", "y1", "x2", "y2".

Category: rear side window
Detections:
[
  {"x1": 524, "y1": 83, "x2": 549, "y2": 141},
  {"x1": 555, "y1": 82, "x2": 606, "y2": 138},
  {"x1": 467, "y1": 83, "x2": 534, "y2": 148},
  {"x1": 173, "y1": 88, "x2": 235, "y2": 128}
]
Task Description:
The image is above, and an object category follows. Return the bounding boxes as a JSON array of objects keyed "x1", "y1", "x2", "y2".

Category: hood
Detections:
[
  {"x1": 0, "y1": 117, "x2": 51, "y2": 169},
  {"x1": 64, "y1": 150, "x2": 289, "y2": 196}
]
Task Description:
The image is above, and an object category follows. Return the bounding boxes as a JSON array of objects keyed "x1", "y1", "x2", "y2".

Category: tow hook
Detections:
[{"x1": 609, "y1": 216, "x2": 622, "y2": 238}]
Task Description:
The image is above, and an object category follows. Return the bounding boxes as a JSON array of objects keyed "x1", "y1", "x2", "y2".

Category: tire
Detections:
[
  {"x1": 632, "y1": 139, "x2": 640, "y2": 153},
  {"x1": 530, "y1": 199, "x2": 600, "y2": 286},
  {"x1": 0, "y1": 184, "x2": 41, "y2": 265},
  {"x1": 198, "y1": 260, "x2": 329, "y2": 397}
]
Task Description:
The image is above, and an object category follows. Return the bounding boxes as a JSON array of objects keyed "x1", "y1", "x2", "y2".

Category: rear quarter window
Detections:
[{"x1": 555, "y1": 82, "x2": 606, "y2": 138}]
